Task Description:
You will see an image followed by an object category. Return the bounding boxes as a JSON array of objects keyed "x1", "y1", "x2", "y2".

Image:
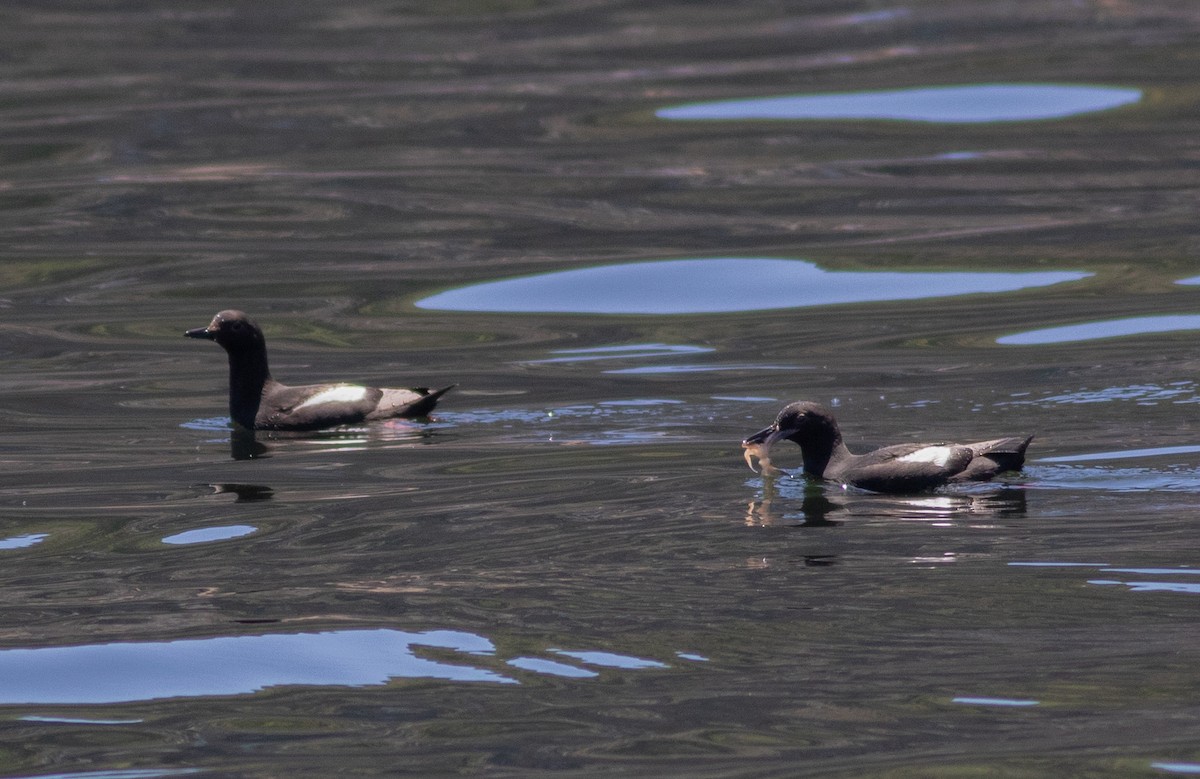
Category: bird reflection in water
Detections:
[
  {"x1": 855, "y1": 488, "x2": 1028, "y2": 523},
  {"x1": 747, "y1": 470, "x2": 1027, "y2": 526},
  {"x1": 747, "y1": 477, "x2": 843, "y2": 527},
  {"x1": 230, "y1": 429, "x2": 269, "y2": 461},
  {"x1": 209, "y1": 483, "x2": 274, "y2": 502},
  {"x1": 227, "y1": 417, "x2": 439, "y2": 461}
]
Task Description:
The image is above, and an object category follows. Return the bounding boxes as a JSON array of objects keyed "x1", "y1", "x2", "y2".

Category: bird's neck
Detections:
[
  {"x1": 225, "y1": 346, "x2": 271, "y2": 430},
  {"x1": 800, "y1": 432, "x2": 850, "y2": 478}
]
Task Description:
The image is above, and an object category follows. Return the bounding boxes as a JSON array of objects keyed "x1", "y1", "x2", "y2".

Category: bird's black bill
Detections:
[
  {"x1": 742, "y1": 425, "x2": 780, "y2": 474},
  {"x1": 741, "y1": 425, "x2": 776, "y2": 446},
  {"x1": 185, "y1": 326, "x2": 216, "y2": 340}
]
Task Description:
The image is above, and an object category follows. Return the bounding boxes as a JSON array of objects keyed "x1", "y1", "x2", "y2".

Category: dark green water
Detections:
[{"x1": 4, "y1": 2, "x2": 1200, "y2": 776}]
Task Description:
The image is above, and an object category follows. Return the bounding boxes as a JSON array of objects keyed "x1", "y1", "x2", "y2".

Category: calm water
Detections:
[{"x1": 4, "y1": 1, "x2": 1200, "y2": 776}]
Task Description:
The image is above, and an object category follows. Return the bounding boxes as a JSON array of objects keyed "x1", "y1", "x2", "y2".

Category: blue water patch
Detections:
[
  {"x1": 179, "y1": 416, "x2": 232, "y2": 431},
  {"x1": 0, "y1": 629, "x2": 516, "y2": 704},
  {"x1": 1154, "y1": 762, "x2": 1200, "y2": 775},
  {"x1": 20, "y1": 715, "x2": 145, "y2": 725},
  {"x1": 525, "y1": 343, "x2": 714, "y2": 363},
  {"x1": 416, "y1": 258, "x2": 1090, "y2": 315},
  {"x1": 1038, "y1": 445, "x2": 1200, "y2": 463},
  {"x1": 506, "y1": 657, "x2": 599, "y2": 678},
  {"x1": 999, "y1": 315, "x2": 1200, "y2": 345},
  {"x1": 1103, "y1": 568, "x2": 1200, "y2": 576},
  {"x1": 523, "y1": 343, "x2": 789, "y2": 375},
  {"x1": 162, "y1": 525, "x2": 257, "y2": 545},
  {"x1": 0, "y1": 533, "x2": 47, "y2": 550},
  {"x1": 550, "y1": 649, "x2": 670, "y2": 669},
  {"x1": 952, "y1": 696, "x2": 1039, "y2": 707},
  {"x1": 11, "y1": 771, "x2": 204, "y2": 779},
  {"x1": 656, "y1": 84, "x2": 1141, "y2": 123},
  {"x1": 1091, "y1": 580, "x2": 1200, "y2": 594},
  {"x1": 1008, "y1": 562, "x2": 1111, "y2": 568},
  {"x1": 0, "y1": 629, "x2": 688, "y2": 703},
  {"x1": 605, "y1": 363, "x2": 800, "y2": 374}
]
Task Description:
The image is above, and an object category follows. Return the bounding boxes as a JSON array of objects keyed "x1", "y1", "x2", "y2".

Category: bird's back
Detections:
[{"x1": 829, "y1": 442, "x2": 975, "y2": 492}]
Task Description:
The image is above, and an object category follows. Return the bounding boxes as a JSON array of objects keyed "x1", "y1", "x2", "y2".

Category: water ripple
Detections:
[
  {"x1": 1000, "y1": 383, "x2": 1200, "y2": 406},
  {"x1": 1012, "y1": 562, "x2": 1200, "y2": 597}
]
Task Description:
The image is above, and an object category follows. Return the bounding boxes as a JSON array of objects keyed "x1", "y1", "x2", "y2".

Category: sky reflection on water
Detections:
[
  {"x1": 0, "y1": 629, "x2": 679, "y2": 704},
  {"x1": 952, "y1": 696, "x2": 1040, "y2": 707},
  {"x1": 551, "y1": 649, "x2": 670, "y2": 669},
  {"x1": 1092, "y1": 580, "x2": 1200, "y2": 594},
  {"x1": 656, "y1": 84, "x2": 1141, "y2": 122},
  {"x1": 999, "y1": 315, "x2": 1200, "y2": 345},
  {"x1": 507, "y1": 657, "x2": 599, "y2": 678},
  {"x1": 0, "y1": 629, "x2": 515, "y2": 704},
  {"x1": 1038, "y1": 445, "x2": 1200, "y2": 463},
  {"x1": 524, "y1": 344, "x2": 714, "y2": 363},
  {"x1": 12, "y1": 770, "x2": 205, "y2": 779},
  {"x1": 161, "y1": 525, "x2": 257, "y2": 545},
  {"x1": 1012, "y1": 563, "x2": 1200, "y2": 597},
  {"x1": 20, "y1": 715, "x2": 145, "y2": 725},
  {"x1": 1151, "y1": 763, "x2": 1200, "y2": 775},
  {"x1": 0, "y1": 533, "x2": 48, "y2": 550},
  {"x1": 416, "y1": 258, "x2": 1090, "y2": 315},
  {"x1": 605, "y1": 363, "x2": 799, "y2": 374}
]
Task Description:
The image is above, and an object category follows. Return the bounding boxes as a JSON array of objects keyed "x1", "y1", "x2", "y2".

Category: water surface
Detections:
[{"x1": 1, "y1": 1, "x2": 1199, "y2": 777}]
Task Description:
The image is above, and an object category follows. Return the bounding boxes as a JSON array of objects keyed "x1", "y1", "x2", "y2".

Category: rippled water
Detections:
[{"x1": 4, "y1": 1, "x2": 1200, "y2": 776}]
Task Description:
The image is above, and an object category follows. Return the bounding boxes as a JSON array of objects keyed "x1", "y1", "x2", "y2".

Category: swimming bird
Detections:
[
  {"x1": 185, "y1": 310, "x2": 452, "y2": 431},
  {"x1": 742, "y1": 401, "x2": 1031, "y2": 493}
]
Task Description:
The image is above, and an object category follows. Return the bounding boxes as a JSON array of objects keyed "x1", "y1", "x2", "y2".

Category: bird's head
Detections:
[{"x1": 185, "y1": 310, "x2": 265, "y2": 353}]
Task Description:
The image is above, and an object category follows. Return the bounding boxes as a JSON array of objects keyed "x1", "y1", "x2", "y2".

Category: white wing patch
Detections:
[
  {"x1": 897, "y1": 445, "x2": 955, "y2": 467},
  {"x1": 295, "y1": 385, "x2": 369, "y2": 411}
]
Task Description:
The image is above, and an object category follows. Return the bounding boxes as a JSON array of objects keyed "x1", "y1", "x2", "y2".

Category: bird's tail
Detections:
[
  {"x1": 405, "y1": 384, "x2": 455, "y2": 417},
  {"x1": 969, "y1": 434, "x2": 1034, "y2": 472},
  {"x1": 370, "y1": 384, "x2": 456, "y2": 420}
]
